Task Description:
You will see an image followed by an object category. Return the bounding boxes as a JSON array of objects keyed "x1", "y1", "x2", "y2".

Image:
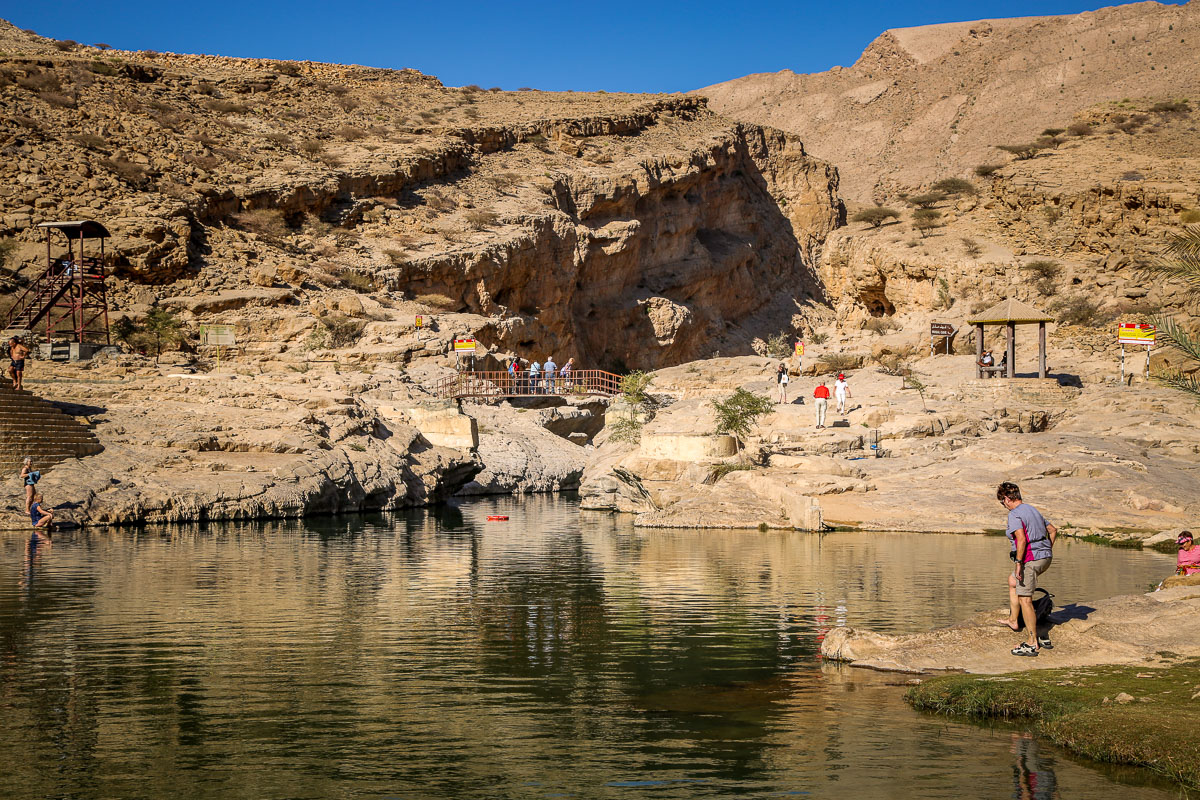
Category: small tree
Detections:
[
  {"x1": 765, "y1": 331, "x2": 791, "y2": 358},
  {"x1": 975, "y1": 163, "x2": 1002, "y2": 177},
  {"x1": 110, "y1": 316, "x2": 139, "y2": 346},
  {"x1": 908, "y1": 192, "x2": 947, "y2": 209},
  {"x1": 933, "y1": 277, "x2": 953, "y2": 310},
  {"x1": 140, "y1": 307, "x2": 183, "y2": 360},
  {"x1": 912, "y1": 208, "x2": 942, "y2": 237},
  {"x1": 961, "y1": 237, "x2": 982, "y2": 259},
  {"x1": 852, "y1": 207, "x2": 900, "y2": 228},
  {"x1": 931, "y1": 178, "x2": 976, "y2": 196},
  {"x1": 610, "y1": 371, "x2": 653, "y2": 443},
  {"x1": 995, "y1": 143, "x2": 1046, "y2": 160},
  {"x1": 1041, "y1": 127, "x2": 1066, "y2": 137},
  {"x1": 903, "y1": 374, "x2": 928, "y2": 411},
  {"x1": 710, "y1": 388, "x2": 774, "y2": 455},
  {"x1": 1023, "y1": 260, "x2": 1061, "y2": 281}
]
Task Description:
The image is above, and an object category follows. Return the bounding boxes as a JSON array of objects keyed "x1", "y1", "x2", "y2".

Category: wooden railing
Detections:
[{"x1": 433, "y1": 369, "x2": 623, "y2": 399}]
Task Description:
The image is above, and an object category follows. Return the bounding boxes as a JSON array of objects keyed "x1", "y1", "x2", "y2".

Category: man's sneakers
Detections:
[{"x1": 1011, "y1": 643, "x2": 1039, "y2": 657}]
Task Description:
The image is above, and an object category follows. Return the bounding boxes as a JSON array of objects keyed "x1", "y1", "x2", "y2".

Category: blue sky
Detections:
[{"x1": 3, "y1": 0, "x2": 1189, "y2": 92}]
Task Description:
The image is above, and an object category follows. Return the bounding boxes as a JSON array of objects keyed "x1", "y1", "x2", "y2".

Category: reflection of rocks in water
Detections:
[{"x1": 636, "y1": 676, "x2": 793, "y2": 714}]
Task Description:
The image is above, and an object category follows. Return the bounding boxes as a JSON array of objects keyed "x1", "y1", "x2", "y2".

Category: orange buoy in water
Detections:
[{"x1": 487, "y1": 515, "x2": 509, "y2": 521}]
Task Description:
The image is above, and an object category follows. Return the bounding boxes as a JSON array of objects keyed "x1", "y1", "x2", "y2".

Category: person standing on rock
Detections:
[
  {"x1": 996, "y1": 481, "x2": 1056, "y2": 657},
  {"x1": 544, "y1": 355, "x2": 558, "y2": 394},
  {"x1": 9, "y1": 336, "x2": 28, "y2": 391},
  {"x1": 20, "y1": 457, "x2": 40, "y2": 514},
  {"x1": 776, "y1": 362, "x2": 790, "y2": 404},
  {"x1": 835, "y1": 373, "x2": 852, "y2": 415},
  {"x1": 813, "y1": 381, "x2": 830, "y2": 428}
]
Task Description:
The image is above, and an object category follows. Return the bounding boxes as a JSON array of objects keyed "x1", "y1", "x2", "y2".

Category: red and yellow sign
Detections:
[
  {"x1": 415, "y1": 315, "x2": 424, "y2": 329},
  {"x1": 1117, "y1": 323, "x2": 1155, "y2": 346},
  {"x1": 453, "y1": 338, "x2": 477, "y2": 353},
  {"x1": 795, "y1": 340, "x2": 805, "y2": 357}
]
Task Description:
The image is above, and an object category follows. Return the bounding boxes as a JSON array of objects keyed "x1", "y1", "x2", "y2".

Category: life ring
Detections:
[{"x1": 486, "y1": 515, "x2": 509, "y2": 521}]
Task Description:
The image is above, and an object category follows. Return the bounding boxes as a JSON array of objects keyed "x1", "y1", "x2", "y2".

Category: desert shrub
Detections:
[
  {"x1": 0, "y1": 237, "x2": 18, "y2": 270},
  {"x1": 414, "y1": 293, "x2": 459, "y2": 311},
  {"x1": 233, "y1": 208, "x2": 289, "y2": 239},
  {"x1": 908, "y1": 192, "x2": 946, "y2": 208},
  {"x1": 340, "y1": 271, "x2": 377, "y2": 293},
  {"x1": 975, "y1": 163, "x2": 1002, "y2": 177},
  {"x1": 183, "y1": 152, "x2": 221, "y2": 170},
  {"x1": 424, "y1": 190, "x2": 456, "y2": 212},
  {"x1": 808, "y1": 331, "x2": 829, "y2": 345},
  {"x1": 88, "y1": 59, "x2": 119, "y2": 77},
  {"x1": 321, "y1": 313, "x2": 366, "y2": 347},
  {"x1": 265, "y1": 131, "x2": 292, "y2": 146},
  {"x1": 1043, "y1": 206, "x2": 1062, "y2": 224},
  {"x1": 1035, "y1": 278, "x2": 1057, "y2": 297},
  {"x1": 931, "y1": 178, "x2": 976, "y2": 195},
  {"x1": 961, "y1": 237, "x2": 982, "y2": 258},
  {"x1": 273, "y1": 61, "x2": 302, "y2": 76},
  {"x1": 464, "y1": 209, "x2": 499, "y2": 230},
  {"x1": 876, "y1": 354, "x2": 911, "y2": 376},
  {"x1": 1023, "y1": 260, "x2": 1061, "y2": 281},
  {"x1": 1041, "y1": 127, "x2": 1065, "y2": 137},
  {"x1": 995, "y1": 143, "x2": 1046, "y2": 160},
  {"x1": 384, "y1": 249, "x2": 408, "y2": 266},
  {"x1": 765, "y1": 331, "x2": 791, "y2": 358},
  {"x1": 299, "y1": 138, "x2": 324, "y2": 156},
  {"x1": 205, "y1": 98, "x2": 249, "y2": 114},
  {"x1": 336, "y1": 125, "x2": 367, "y2": 141},
  {"x1": 863, "y1": 317, "x2": 899, "y2": 335},
  {"x1": 1035, "y1": 135, "x2": 1062, "y2": 150},
  {"x1": 816, "y1": 353, "x2": 860, "y2": 374},
  {"x1": 94, "y1": 43, "x2": 113, "y2": 50},
  {"x1": 1181, "y1": 209, "x2": 1200, "y2": 224},
  {"x1": 852, "y1": 207, "x2": 900, "y2": 227},
  {"x1": 53, "y1": 40, "x2": 77, "y2": 51},
  {"x1": 912, "y1": 208, "x2": 942, "y2": 237},
  {"x1": 709, "y1": 462, "x2": 756, "y2": 482},
  {"x1": 934, "y1": 277, "x2": 953, "y2": 309},
  {"x1": 39, "y1": 90, "x2": 75, "y2": 108},
  {"x1": 1054, "y1": 296, "x2": 1108, "y2": 327},
  {"x1": 71, "y1": 133, "x2": 107, "y2": 149},
  {"x1": 99, "y1": 157, "x2": 147, "y2": 186},
  {"x1": 1066, "y1": 122, "x2": 1094, "y2": 136},
  {"x1": 1120, "y1": 170, "x2": 1145, "y2": 181},
  {"x1": 608, "y1": 415, "x2": 643, "y2": 444},
  {"x1": 336, "y1": 96, "x2": 360, "y2": 112}
]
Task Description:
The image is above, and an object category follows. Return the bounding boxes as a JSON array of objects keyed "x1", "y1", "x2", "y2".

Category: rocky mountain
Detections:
[
  {"x1": 699, "y1": 0, "x2": 1200, "y2": 201},
  {"x1": 0, "y1": 21, "x2": 839, "y2": 371}
]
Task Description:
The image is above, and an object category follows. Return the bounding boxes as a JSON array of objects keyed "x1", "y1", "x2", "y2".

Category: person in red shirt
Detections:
[{"x1": 813, "y1": 381, "x2": 830, "y2": 428}]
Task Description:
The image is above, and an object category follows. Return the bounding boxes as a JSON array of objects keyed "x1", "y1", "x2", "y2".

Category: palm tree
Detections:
[{"x1": 1146, "y1": 226, "x2": 1200, "y2": 399}]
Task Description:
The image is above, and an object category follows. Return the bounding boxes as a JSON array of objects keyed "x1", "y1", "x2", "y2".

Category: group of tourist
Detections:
[
  {"x1": 505, "y1": 356, "x2": 576, "y2": 394},
  {"x1": 774, "y1": 363, "x2": 853, "y2": 429},
  {"x1": 977, "y1": 348, "x2": 1007, "y2": 376}
]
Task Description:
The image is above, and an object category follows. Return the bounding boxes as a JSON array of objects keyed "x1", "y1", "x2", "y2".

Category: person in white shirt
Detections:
[
  {"x1": 834, "y1": 373, "x2": 852, "y2": 415},
  {"x1": 776, "y1": 362, "x2": 790, "y2": 404}
]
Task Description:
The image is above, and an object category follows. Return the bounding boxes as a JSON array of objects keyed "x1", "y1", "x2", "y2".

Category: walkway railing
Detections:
[{"x1": 433, "y1": 370, "x2": 623, "y2": 400}]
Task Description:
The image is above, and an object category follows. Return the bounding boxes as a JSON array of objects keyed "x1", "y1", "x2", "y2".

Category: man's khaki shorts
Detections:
[{"x1": 1015, "y1": 557, "x2": 1052, "y2": 596}]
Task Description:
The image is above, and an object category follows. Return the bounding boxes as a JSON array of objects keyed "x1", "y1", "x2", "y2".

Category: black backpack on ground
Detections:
[{"x1": 1017, "y1": 588, "x2": 1054, "y2": 631}]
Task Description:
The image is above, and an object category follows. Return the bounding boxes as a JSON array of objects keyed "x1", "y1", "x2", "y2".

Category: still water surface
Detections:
[{"x1": 0, "y1": 497, "x2": 1182, "y2": 799}]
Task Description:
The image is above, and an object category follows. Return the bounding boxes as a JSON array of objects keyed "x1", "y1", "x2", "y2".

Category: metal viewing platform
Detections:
[{"x1": 433, "y1": 370, "x2": 623, "y2": 400}]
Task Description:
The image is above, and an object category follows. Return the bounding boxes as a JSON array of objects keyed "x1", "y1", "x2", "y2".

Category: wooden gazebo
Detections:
[{"x1": 967, "y1": 297, "x2": 1053, "y2": 379}]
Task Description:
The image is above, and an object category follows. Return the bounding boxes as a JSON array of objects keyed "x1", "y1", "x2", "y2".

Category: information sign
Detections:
[
  {"x1": 200, "y1": 324, "x2": 235, "y2": 347},
  {"x1": 930, "y1": 322, "x2": 954, "y2": 337},
  {"x1": 1117, "y1": 323, "x2": 1155, "y2": 346},
  {"x1": 453, "y1": 338, "x2": 477, "y2": 353}
]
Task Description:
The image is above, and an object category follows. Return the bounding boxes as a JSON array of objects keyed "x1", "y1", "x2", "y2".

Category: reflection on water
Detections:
[{"x1": 0, "y1": 496, "x2": 1179, "y2": 799}]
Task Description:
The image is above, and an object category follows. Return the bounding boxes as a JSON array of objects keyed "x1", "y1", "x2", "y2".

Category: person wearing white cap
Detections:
[{"x1": 834, "y1": 372, "x2": 851, "y2": 415}]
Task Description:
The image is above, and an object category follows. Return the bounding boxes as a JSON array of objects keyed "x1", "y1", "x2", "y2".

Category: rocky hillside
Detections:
[
  {"x1": 699, "y1": 0, "x2": 1200, "y2": 201},
  {"x1": 0, "y1": 21, "x2": 840, "y2": 371}
]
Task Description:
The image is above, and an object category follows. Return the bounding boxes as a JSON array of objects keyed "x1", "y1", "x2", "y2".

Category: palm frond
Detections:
[
  {"x1": 1142, "y1": 225, "x2": 1200, "y2": 288},
  {"x1": 1153, "y1": 370, "x2": 1200, "y2": 401},
  {"x1": 1152, "y1": 315, "x2": 1200, "y2": 363}
]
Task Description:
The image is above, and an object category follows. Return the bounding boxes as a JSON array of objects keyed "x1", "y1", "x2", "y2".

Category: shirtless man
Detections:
[{"x1": 9, "y1": 337, "x2": 28, "y2": 391}]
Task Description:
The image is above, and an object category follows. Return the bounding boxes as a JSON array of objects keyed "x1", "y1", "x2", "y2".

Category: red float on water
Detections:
[{"x1": 487, "y1": 515, "x2": 509, "y2": 521}]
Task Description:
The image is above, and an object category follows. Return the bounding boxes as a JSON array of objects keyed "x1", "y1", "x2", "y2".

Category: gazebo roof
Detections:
[{"x1": 967, "y1": 297, "x2": 1054, "y2": 325}]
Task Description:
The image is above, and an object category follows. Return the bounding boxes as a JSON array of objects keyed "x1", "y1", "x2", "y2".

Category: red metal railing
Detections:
[{"x1": 433, "y1": 369, "x2": 623, "y2": 399}]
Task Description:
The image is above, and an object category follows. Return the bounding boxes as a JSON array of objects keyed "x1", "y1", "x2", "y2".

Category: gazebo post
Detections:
[
  {"x1": 1006, "y1": 322, "x2": 1016, "y2": 378},
  {"x1": 975, "y1": 323, "x2": 984, "y2": 379},
  {"x1": 1038, "y1": 322, "x2": 1047, "y2": 379}
]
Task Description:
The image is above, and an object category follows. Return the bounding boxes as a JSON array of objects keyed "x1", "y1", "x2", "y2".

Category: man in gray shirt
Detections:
[
  {"x1": 996, "y1": 481, "x2": 1056, "y2": 656},
  {"x1": 543, "y1": 355, "x2": 557, "y2": 394}
]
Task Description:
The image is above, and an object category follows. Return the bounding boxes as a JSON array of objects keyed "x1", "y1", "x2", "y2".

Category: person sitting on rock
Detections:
[
  {"x1": 1176, "y1": 531, "x2": 1200, "y2": 576},
  {"x1": 20, "y1": 457, "x2": 40, "y2": 514},
  {"x1": 30, "y1": 492, "x2": 53, "y2": 530}
]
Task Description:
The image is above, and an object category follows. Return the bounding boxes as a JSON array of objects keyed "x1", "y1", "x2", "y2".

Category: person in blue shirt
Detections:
[{"x1": 30, "y1": 492, "x2": 54, "y2": 530}]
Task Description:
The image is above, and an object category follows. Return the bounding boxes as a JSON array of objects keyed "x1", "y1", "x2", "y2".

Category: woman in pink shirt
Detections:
[{"x1": 1177, "y1": 531, "x2": 1200, "y2": 576}]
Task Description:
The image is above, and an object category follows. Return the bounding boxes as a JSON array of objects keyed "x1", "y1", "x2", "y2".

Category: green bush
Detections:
[
  {"x1": 995, "y1": 142, "x2": 1046, "y2": 160},
  {"x1": 931, "y1": 178, "x2": 976, "y2": 195},
  {"x1": 974, "y1": 163, "x2": 1002, "y2": 177},
  {"x1": 1023, "y1": 260, "x2": 1061, "y2": 280},
  {"x1": 851, "y1": 207, "x2": 900, "y2": 227},
  {"x1": 765, "y1": 331, "x2": 791, "y2": 358},
  {"x1": 908, "y1": 192, "x2": 946, "y2": 208},
  {"x1": 710, "y1": 388, "x2": 774, "y2": 453}
]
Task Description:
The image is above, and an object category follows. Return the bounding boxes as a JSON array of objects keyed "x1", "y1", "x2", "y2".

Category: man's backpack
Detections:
[{"x1": 1018, "y1": 589, "x2": 1054, "y2": 631}]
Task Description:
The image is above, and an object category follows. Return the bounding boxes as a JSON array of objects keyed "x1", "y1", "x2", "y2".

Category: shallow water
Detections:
[{"x1": 0, "y1": 496, "x2": 1181, "y2": 799}]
